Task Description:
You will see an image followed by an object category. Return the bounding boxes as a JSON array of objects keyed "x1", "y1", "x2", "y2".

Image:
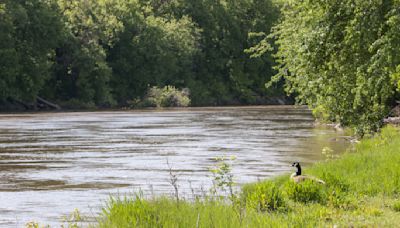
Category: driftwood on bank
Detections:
[
  {"x1": 36, "y1": 96, "x2": 61, "y2": 110},
  {"x1": 384, "y1": 104, "x2": 400, "y2": 124},
  {"x1": 384, "y1": 117, "x2": 400, "y2": 125},
  {"x1": 3, "y1": 97, "x2": 61, "y2": 111}
]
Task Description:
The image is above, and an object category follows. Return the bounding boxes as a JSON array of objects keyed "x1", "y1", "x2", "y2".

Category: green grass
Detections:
[{"x1": 97, "y1": 126, "x2": 400, "y2": 227}]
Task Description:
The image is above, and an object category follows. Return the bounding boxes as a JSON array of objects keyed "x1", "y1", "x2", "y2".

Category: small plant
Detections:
[
  {"x1": 243, "y1": 181, "x2": 286, "y2": 212},
  {"x1": 209, "y1": 156, "x2": 236, "y2": 199},
  {"x1": 321, "y1": 147, "x2": 339, "y2": 161},
  {"x1": 285, "y1": 180, "x2": 326, "y2": 204},
  {"x1": 363, "y1": 207, "x2": 383, "y2": 216},
  {"x1": 166, "y1": 159, "x2": 179, "y2": 203},
  {"x1": 61, "y1": 209, "x2": 84, "y2": 228},
  {"x1": 25, "y1": 222, "x2": 49, "y2": 228},
  {"x1": 393, "y1": 201, "x2": 400, "y2": 212}
]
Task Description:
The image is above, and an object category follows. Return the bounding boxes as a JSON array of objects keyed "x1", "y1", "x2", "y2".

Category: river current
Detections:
[{"x1": 0, "y1": 106, "x2": 349, "y2": 226}]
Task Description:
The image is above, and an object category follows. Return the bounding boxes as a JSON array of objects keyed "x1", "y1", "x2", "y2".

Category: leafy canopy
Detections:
[{"x1": 258, "y1": 0, "x2": 400, "y2": 135}]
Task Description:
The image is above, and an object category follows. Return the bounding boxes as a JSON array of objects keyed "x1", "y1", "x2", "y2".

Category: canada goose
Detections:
[{"x1": 290, "y1": 162, "x2": 325, "y2": 184}]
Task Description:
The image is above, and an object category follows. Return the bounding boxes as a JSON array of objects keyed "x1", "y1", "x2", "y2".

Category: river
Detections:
[{"x1": 0, "y1": 106, "x2": 349, "y2": 226}]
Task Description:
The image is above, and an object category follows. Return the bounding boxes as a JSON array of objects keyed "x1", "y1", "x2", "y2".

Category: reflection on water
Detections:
[{"x1": 0, "y1": 106, "x2": 349, "y2": 226}]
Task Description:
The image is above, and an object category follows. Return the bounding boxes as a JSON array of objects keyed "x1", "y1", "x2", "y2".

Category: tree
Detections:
[
  {"x1": 0, "y1": 0, "x2": 63, "y2": 104},
  {"x1": 1, "y1": 0, "x2": 285, "y2": 109},
  {"x1": 172, "y1": 0, "x2": 281, "y2": 105},
  {"x1": 260, "y1": 0, "x2": 400, "y2": 135},
  {"x1": 44, "y1": 0, "x2": 129, "y2": 107},
  {"x1": 108, "y1": 3, "x2": 200, "y2": 105}
]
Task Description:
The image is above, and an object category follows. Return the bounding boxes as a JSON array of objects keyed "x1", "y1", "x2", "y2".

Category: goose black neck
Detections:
[{"x1": 296, "y1": 165, "x2": 301, "y2": 175}]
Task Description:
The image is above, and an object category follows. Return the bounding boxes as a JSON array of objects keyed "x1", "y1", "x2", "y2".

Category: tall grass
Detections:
[{"x1": 98, "y1": 126, "x2": 400, "y2": 227}]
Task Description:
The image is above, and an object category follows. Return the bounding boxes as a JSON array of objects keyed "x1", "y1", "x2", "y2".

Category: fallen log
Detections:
[{"x1": 36, "y1": 96, "x2": 61, "y2": 110}]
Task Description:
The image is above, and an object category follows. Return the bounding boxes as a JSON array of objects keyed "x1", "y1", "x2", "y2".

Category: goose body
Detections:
[{"x1": 290, "y1": 162, "x2": 325, "y2": 184}]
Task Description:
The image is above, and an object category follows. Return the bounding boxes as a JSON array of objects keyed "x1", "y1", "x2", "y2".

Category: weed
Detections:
[
  {"x1": 284, "y1": 180, "x2": 326, "y2": 204},
  {"x1": 61, "y1": 209, "x2": 83, "y2": 228},
  {"x1": 209, "y1": 156, "x2": 236, "y2": 200},
  {"x1": 25, "y1": 222, "x2": 46, "y2": 228},
  {"x1": 242, "y1": 181, "x2": 286, "y2": 211},
  {"x1": 392, "y1": 201, "x2": 400, "y2": 212},
  {"x1": 322, "y1": 146, "x2": 339, "y2": 161},
  {"x1": 166, "y1": 159, "x2": 179, "y2": 203}
]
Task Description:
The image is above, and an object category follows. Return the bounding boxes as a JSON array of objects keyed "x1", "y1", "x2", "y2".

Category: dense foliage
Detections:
[
  {"x1": 0, "y1": 0, "x2": 283, "y2": 110},
  {"x1": 262, "y1": 0, "x2": 400, "y2": 134},
  {"x1": 3, "y1": 0, "x2": 397, "y2": 133},
  {"x1": 0, "y1": 0, "x2": 63, "y2": 103},
  {"x1": 171, "y1": 0, "x2": 282, "y2": 105}
]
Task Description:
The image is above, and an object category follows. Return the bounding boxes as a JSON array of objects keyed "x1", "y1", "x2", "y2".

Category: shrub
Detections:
[
  {"x1": 135, "y1": 86, "x2": 190, "y2": 108},
  {"x1": 209, "y1": 156, "x2": 236, "y2": 199},
  {"x1": 393, "y1": 201, "x2": 400, "y2": 212},
  {"x1": 242, "y1": 181, "x2": 286, "y2": 211},
  {"x1": 284, "y1": 180, "x2": 326, "y2": 204}
]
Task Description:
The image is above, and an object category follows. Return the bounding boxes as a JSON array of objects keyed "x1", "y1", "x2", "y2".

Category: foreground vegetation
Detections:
[{"x1": 96, "y1": 126, "x2": 400, "y2": 227}]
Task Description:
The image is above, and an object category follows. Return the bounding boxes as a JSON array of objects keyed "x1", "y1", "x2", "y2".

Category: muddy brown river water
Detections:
[{"x1": 0, "y1": 106, "x2": 350, "y2": 226}]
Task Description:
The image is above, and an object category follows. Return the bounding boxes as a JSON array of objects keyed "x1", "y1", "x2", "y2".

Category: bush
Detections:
[
  {"x1": 242, "y1": 181, "x2": 286, "y2": 211},
  {"x1": 134, "y1": 86, "x2": 190, "y2": 108},
  {"x1": 284, "y1": 180, "x2": 326, "y2": 204},
  {"x1": 393, "y1": 201, "x2": 400, "y2": 212}
]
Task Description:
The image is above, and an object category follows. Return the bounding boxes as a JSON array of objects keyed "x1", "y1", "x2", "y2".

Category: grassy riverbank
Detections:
[{"x1": 97, "y1": 126, "x2": 400, "y2": 227}]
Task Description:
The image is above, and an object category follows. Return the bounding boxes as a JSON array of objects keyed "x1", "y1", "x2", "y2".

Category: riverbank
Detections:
[
  {"x1": 0, "y1": 95, "x2": 294, "y2": 113},
  {"x1": 97, "y1": 126, "x2": 400, "y2": 227}
]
